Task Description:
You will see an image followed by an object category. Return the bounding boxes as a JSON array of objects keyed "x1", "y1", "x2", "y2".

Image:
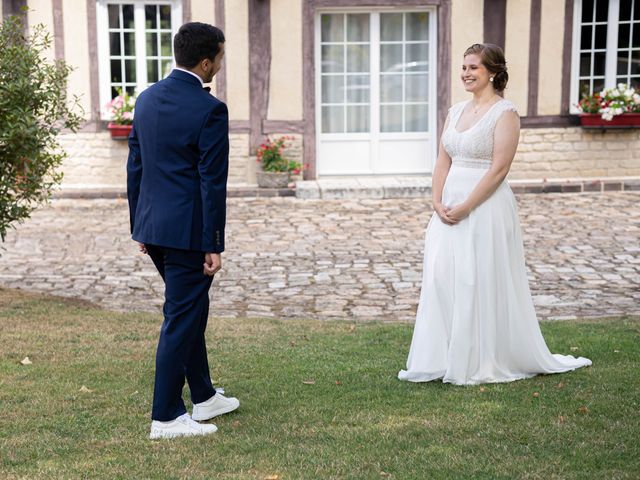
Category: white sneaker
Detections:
[
  {"x1": 192, "y1": 392, "x2": 240, "y2": 421},
  {"x1": 149, "y1": 413, "x2": 218, "y2": 439}
]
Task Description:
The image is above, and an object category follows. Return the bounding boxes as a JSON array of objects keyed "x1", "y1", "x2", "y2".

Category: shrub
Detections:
[{"x1": 0, "y1": 14, "x2": 82, "y2": 241}]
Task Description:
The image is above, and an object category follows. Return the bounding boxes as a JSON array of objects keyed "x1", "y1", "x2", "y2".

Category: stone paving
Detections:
[{"x1": 0, "y1": 193, "x2": 638, "y2": 322}]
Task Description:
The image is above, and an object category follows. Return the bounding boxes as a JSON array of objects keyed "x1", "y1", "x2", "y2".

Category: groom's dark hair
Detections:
[{"x1": 174, "y1": 22, "x2": 225, "y2": 68}]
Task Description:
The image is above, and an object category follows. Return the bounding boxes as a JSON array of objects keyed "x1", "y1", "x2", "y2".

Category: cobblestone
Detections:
[{"x1": 0, "y1": 193, "x2": 638, "y2": 322}]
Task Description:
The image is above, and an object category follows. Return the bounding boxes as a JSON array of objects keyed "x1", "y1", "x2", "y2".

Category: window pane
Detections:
[
  {"x1": 322, "y1": 106, "x2": 344, "y2": 133},
  {"x1": 594, "y1": 24, "x2": 607, "y2": 49},
  {"x1": 125, "y1": 59, "x2": 136, "y2": 82},
  {"x1": 380, "y1": 74, "x2": 402, "y2": 102},
  {"x1": 347, "y1": 14, "x2": 369, "y2": 42},
  {"x1": 593, "y1": 78, "x2": 605, "y2": 93},
  {"x1": 347, "y1": 105, "x2": 369, "y2": 133},
  {"x1": 593, "y1": 51, "x2": 606, "y2": 76},
  {"x1": 145, "y1": 5, "x2": 157, "y2": 29},
  {"x1": 620, "y1": 0, "x2": 633, "y2": 20},
  {"x1": 322, "y1": 45, "x2": 344, "y2": 73},
  {"x1": 123, "y1": 5, "x2": 134, "y2": 29},
  {"x1": 161, "y1": 59, "x2": 172, "y2": 78},
  {"x1": 109, "y1": 32, "x2": 121, "y2": 56},
  {"x1": 111, "y1": 60, "x2": 122, "y2": 82},
  {"x1": 346, "y1": 75, "x2": 370, "y2": 103},
  {"x1": 580, "y1": 25, "x2": 592, "y2": 50},
  {"x1": 580, "y1": 53, "x2": 591, "y2": 76},
  {"x1": 595, "y1": 0, "x2": 608, "y2": 22},
  {"x1": 124, "y1": 32, "x2": 135, "y2": 56},
  {"x1": 618, "y1": 51, "x2": 629, "y2": 75},
  {"x1": 632, "y1": 50, "x2": 640, "y2": 75},
  {"x1": 579, "y1": 79, "x2": 591, "y2": 96},
  {"x1": 381, "y1": 44, "x2": 402, "y2": 72},
  {"x1": 125, "y1": 85, "x2": 136, "y2": 96},
  {"x1": 160, "y1": 6, "x2": 171, "y2": 29},
  {"x1": 630, "y1": 77, "x2": 640, "y2": 89},
  {"x1": 405, "y1": 104, "x2": 428, "y2": 132},
  {"x1": 406, "y1": 74, "x2": 428, "y2": 102},
  {"x1": 146, "y1": 33, "x2": 158, "y2": 56},
  {"x1": 633, "y1": 23, "x2": 640, "y2": 48},
  {"x1": 322, "y1": 75, "x2": 344, "y2": 103},
  {"x1": 618, "y1": 24, "x2": 631, "y2": 48},
  {"x1": 161, "y1": 33, "x2": 172, "y2": 56},
  {"x1": 147, "y1": 60, "x2": 159, "y2": 82},
  {"x1": 636, "y1": 3, "x2": 640, "y2": 20},
  {"x1": 347, "y1": 44, "x2": 369, "y2": 73},
  {"x1": 406, "y1": 12, "x2": 429, "y2": 41},
  {"x1": 321, "y1": 14, "x2": 344, "y2": 42},
  {"x1": 582, "y1": 0, "x2": 594, "y2": 22},
  {"x1": 381, "y1": 105, "x2": 403, "y2": 132},
  {"x1": 406, "y1": 43, "x2": 428, "y2": 72},
  {"x1": 381, "y1": 13, "x2": 403, "y2": 42},
  {"x1": 108, "y1": 5, "x2": 120, "y2": 28}
]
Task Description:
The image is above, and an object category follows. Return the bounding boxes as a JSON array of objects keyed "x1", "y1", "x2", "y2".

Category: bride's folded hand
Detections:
[
  {"x1": 434, "y1": 202, "x2": 455, "y2": 225},
  {"x1": 446, "y1": 203, "x2": 471, "y2": 223}
]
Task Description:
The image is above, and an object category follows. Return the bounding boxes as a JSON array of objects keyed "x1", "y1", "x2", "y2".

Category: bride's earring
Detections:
[{"x1": 490, "y1": 77, "x2": 494, "y2": 82}]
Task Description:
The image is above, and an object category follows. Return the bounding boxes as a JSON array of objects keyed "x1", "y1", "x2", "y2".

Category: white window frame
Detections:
[
  {"x1": 96, "y1": 0, "x2": 182, "y2": 120},
  {"x1": 314, "y1": 7, "x2": 438, "y2": 167},
  {"x1": 570, "y1": 0, "x2": 631, "y2": 113}
]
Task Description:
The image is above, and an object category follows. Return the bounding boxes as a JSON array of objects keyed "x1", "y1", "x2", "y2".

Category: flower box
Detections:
[
  {"x1": 578, "y1": 113, "x2": 640, "y2": 128},
  {"x1": 107, "y1": 123, "x2": 133, "y2": 139},
  {"x1": 256, "y1": 170, "x2": 290, "y2": 188}
]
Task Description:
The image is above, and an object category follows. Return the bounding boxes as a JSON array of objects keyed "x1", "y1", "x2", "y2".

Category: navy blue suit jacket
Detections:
[{"x1": 126, "y1": 70, "x2": 229, "y2": 253}]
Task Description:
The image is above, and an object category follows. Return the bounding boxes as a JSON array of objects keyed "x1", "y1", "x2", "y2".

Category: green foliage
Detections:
[
  {"x1": 256, "y1": 136, "x2": 302, "y2": 173},
  {"x1": 0, "y1": 14, "x2": 82, "y2": 241}
]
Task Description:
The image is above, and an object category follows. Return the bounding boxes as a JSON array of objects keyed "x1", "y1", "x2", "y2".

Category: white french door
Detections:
[{"x1": 315, "y1": 9, "x2": 437, "y2": 176}]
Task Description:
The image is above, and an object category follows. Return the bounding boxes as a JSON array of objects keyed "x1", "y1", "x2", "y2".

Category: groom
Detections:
[{"x1": 127, "y1": 22, "x2": 239, "y2": 439}]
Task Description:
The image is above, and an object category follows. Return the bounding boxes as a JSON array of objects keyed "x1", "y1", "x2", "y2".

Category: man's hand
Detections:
[
  {"x1": 204, "y1": 253, "x2": 221, "y2": 277},
  {"x1": 137, "y1": 242, "x2": 147, "y2": 254}
]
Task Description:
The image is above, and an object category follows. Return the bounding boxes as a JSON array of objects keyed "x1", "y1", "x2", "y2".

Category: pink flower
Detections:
[{"x1": 123, "y1": 111, "x2": 133, "y2": 120}]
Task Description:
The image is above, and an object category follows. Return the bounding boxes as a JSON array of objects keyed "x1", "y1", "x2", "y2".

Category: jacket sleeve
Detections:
[
  {"x1": 198, "y1": 102, "x2": 229, "y2": 253},
  {"x1": 126, "y1": 121, "x2": 142, "y2": 234}
]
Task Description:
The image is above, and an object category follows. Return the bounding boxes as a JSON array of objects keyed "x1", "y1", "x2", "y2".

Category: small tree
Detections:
[{"x1": 0, "y1": 14, "x2": 82, "y2": 241}]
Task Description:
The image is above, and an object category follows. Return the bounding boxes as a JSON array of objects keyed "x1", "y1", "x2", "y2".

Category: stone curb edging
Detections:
[
  {"x1": 294, "y1": 177, "x2": 640, "y2": 199},
  {"x1": 53, "y1": 187, "x2": 295, "y2": 200},
  {"x1": 510, "y1": 178, "x2": 640, "y2": 194}
]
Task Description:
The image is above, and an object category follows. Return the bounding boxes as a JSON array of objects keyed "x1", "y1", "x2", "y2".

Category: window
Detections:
[
  {"x1": 97, "y1": 0, "x2": 182, "y2": 118},
  {"x1": 319, "y1": 11, "x2": 431, "y2": 135},
  {"x1": 379, "y1": 12, "x2": 429, "y2": 133},
  {"x1": 315, "y1": 9, "x2": 436, "y2": 176},
  {"x1": 572, "y1": 0, "x2": 640, "y2": 109}
]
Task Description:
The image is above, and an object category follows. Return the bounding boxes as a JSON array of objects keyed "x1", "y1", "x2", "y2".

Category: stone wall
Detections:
[
  {"x1": 57, "y1": 128, "x2": 640, "y2": 190},
  {"x1": 511, "y1": 127, "x2": 640, "y2": 180},
  {"x1": 58, "y1": 131, "x2": 252, "y2": 188},
  {"x1": 229, "y1": 133, "x2": 250, "y2": 185},
  {"x1": 58, "y1": 132, "x2": 128, "y2": 188}
]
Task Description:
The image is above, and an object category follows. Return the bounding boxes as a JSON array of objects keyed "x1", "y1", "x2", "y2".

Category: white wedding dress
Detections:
[{"x1": 398, "y1": 99, "x2": 592, "y2": 385}]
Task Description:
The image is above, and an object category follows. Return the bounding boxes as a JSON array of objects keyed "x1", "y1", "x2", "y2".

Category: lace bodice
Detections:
[{"x1": 441, "y1": 99, "x2": 518, "y2": 169}]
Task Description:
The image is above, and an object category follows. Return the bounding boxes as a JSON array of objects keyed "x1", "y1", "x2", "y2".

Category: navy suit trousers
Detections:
[{"x1": 146, "y1": 245, "x2": 216, "y2": 421}]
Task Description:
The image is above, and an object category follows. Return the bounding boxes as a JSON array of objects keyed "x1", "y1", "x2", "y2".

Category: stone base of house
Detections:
[{"x1": 56, "y1": 126, "x2": 640, "y2": 192}]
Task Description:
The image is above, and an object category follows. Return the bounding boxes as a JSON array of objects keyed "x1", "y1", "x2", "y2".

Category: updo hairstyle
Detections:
[{"x1": 464, "y1": 43, "x2": 509, "y2": 93}]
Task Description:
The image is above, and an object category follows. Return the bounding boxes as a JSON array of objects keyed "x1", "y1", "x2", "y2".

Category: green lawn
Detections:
[{"x1": 0, "y1": 288, "x2": 638, "y2": 479}]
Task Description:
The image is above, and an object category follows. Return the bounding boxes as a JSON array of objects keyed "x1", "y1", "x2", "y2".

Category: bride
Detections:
[{"x1": 398, "y1": 43, "x2": 591, "y2": 385}]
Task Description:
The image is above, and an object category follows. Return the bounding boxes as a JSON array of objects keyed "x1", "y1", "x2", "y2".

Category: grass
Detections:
[{"x1": 0, "y1": 288, "x2": 638, "y2": 479}]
